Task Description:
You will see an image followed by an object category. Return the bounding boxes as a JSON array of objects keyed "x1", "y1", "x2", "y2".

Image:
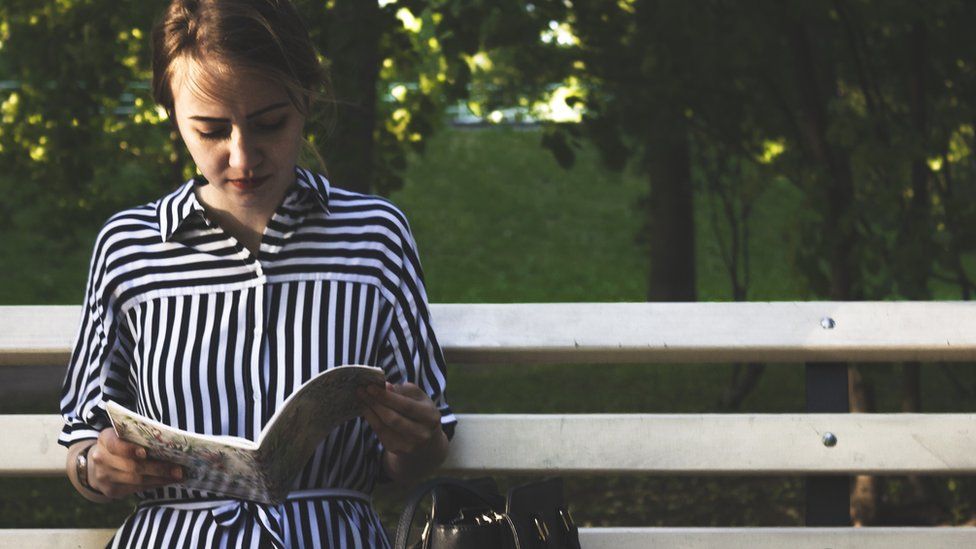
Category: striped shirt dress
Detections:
[{"x1": 59, "y1": 168, "x2": 456, "y2": 548}]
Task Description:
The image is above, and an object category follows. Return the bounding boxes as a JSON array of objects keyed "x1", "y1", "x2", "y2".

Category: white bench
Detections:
[{"x1": 2, "y1": 303, "x2": 976, "y2": 548}]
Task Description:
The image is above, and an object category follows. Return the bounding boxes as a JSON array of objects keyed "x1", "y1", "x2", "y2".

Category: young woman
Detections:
[{"x1": 59, "y1": 1, "x2": 455, "y2": 546}]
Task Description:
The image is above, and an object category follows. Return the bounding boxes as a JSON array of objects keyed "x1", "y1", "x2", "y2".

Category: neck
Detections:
[{"x1": 194, "y1": 179, "x2": 293, "y2": 255}]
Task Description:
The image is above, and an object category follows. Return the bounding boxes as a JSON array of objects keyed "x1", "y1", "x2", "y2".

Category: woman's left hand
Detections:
[
  {"x1": 359, "y1": 382, "x2": 442, "y2": 455},
  {"x1": 358, "y1": 381, "x2": 449, "y2": 480}
]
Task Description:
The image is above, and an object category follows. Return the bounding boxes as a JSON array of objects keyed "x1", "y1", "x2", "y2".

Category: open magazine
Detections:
[{"x1": 106, "y1": 364, "x2": 385, "y2": 504}]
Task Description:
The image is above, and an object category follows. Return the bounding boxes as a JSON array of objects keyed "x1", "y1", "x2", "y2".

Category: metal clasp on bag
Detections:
[
  {"x1": 474, "y1": 510, "x2": 505, "y2": 526},
  {"x1": 533, "y1": 516, "x2": 550, "y2": 542},
  {"x1": 420, "y1": 514, "x2": 432, "y2": 542},
  {"x1": 557, "y1": 507, "x2": 576, "y2": 532}
]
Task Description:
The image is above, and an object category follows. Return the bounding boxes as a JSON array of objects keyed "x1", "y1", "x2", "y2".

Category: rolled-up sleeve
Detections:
[
  {"x1": 379, "y1": 218, "x2": 457, "y2": 439},
  {"x1": 58, "y1": 225, "x2": 128, "y2": 447}
]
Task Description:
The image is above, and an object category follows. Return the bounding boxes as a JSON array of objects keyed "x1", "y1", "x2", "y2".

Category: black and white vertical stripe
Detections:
[{"x1": 59, "y1": 168, "x2": 455, "y2": 548}]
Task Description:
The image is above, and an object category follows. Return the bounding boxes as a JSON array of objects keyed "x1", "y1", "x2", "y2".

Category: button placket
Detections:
[
  {"x1": 251, "y1": 284, "x2": 266, "y2": 432},
  {"x1": 261, "y1": 208, "x2": 303, "y2": 262},
  {"x1": 244, "y1": 233, "x2": 265, "y2": 420}
]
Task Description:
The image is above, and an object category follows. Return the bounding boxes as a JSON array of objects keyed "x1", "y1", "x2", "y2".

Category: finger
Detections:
[
  {"x1": 90, "y1": 459, "x2": 181, "y2": 496},
  {"x1": 90, "y1": 444, "x2": 183, "y2": 484},
  {"x1": 99, "y1": 468, "x2": 179, "y2": 487},
  {"x1": 387, "y1": 382, "x2": 426, "y2": 399},
  {"x1": 363, "y1": 383, "x2": 439, "y2": 423},
  {"x1": 135, "y1": 459, "x2": 185, "y2": 480},
  {"x1": 362, "y1": 397, "x2": 434, "y2": 443},
  {"x1": 90, "y1": 444, "x2": 145, "y2": 475},
  {"x1": 99, "y1": 428, "x2": 147, "y2": 460},
  {"x1": 362, "y1": 404, "x2": 413, "y2": 453},
  {"x1": 362, "y1": 400, "x2": 423, "y2": 442}
]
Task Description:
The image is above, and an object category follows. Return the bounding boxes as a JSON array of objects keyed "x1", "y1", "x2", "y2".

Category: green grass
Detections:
[
  {"x1": 2, "y1": 126, "x2": 976, "y2": 531},
  {"x1": 392, "y1": 127, "x2": 648, "y2": 303},
  {"x1": 393, "y1": 127, "x2": 812, "y2": 303}
]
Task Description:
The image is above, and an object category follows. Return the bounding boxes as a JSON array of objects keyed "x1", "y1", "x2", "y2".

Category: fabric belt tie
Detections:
[
  {"x1": 212, "y1": 500, "x2": 287, "y2": 548},
  {"x1": 140, "y1": 488, "x2": 371, "y2": 549}
]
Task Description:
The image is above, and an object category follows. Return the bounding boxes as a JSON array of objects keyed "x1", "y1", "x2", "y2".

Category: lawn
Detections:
[{"x1": 2, "y1": 126, "x2": 975, "y2": 530}]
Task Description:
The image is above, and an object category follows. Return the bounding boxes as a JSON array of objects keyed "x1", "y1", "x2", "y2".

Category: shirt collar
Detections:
[
  {"x1": 157, "y1": 168, "x2": 331, "y2": 242},
  {"x1": 292, "y1": 167, "x2": 331, "y2": 215},
  {"x1": 157, "y1": 177, "x2": 209, "y2": 243}
]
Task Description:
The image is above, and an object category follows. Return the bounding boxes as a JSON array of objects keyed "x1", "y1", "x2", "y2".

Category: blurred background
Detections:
[{"x1": 2, "y1": 0, "x2": 976, "y2": 531}]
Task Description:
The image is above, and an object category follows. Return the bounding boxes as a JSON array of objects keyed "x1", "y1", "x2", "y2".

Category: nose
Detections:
[{"x1": 227, "y1": 128, "x2": 261, "y2": 172}]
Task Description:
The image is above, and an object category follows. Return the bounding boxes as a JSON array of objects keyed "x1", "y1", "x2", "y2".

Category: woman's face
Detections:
[{"x1": 170, "y1": 58, "x2": 305, "y2": 216}]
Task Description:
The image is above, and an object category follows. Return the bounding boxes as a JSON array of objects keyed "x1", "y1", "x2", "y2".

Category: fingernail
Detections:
[{"x1": 137, "y1": 448, "x2": 147, "y2": 459}]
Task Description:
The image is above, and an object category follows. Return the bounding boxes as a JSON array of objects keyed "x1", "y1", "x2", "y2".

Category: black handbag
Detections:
[{"x1": 394, "y1": 477, "x2": 581, "y2": 549}]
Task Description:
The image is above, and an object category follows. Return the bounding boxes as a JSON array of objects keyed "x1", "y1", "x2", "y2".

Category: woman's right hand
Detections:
[{"x1": 87, "y1": 428, "x2": 184, "y2": 498}]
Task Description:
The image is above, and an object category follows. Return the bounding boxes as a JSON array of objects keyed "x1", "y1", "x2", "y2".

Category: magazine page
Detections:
[
  {"x1": 257, "y1": 365, "x2": 385, "y2": 501},
  {"x1": 106, "y1": 401, "x2": 272, "y2": 502},
  {"x1": 106, "y1": 365, "x2": 385, "y2": 503}
]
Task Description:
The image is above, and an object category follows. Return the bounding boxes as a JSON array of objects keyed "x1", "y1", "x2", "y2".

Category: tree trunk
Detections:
[
  {"x1": 848, "y1": 366, "x2": 878, "y2": 525},
  {"x1": 322, "y1": 0, "x2": 381, "y2": 194},
  {"x1": 900, "y1": 20, "x2": 930, "y2": 413},
  {"x1": 646, "y1": 113, "x2": 696, "y2": 302},
  {"x1": 721, "y1": 363, "x2": 765, "y2": 410},
  {"x1": 785, "y1": 16, "x2": 870, "y2": 525},
  {"x1": 899, "y1": 19, "x2": 932, "y2": 511}
]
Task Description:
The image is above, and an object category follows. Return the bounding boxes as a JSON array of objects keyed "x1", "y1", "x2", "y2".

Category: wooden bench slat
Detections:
[
  {"x1": 576, "y1": 527, "x2": 976, "y2": 549},
  {"x1": 2, "y1": 527, "x2": 974, "y2": 549},
  {"x1": 3, "y1": 415, "x2": 67, "y2": 476},
  {"x1": 7, "y1": 302, "x2": 976, "y2": 366},
  {"x1": 444, "y1": 414, "x2": 976, "y2": 474},
  {"x1": 9, "y1": 413, "x2": 976, "y2": 476},
  {"x1": 0, "y1": 529, "x2": 116, "y2": 548},
  {"x1": 0, "y1": 306, "x2": 79, "y2": 367},
  {"x1": 438, "y1": 301, "x2": 976, "y2": 363}
]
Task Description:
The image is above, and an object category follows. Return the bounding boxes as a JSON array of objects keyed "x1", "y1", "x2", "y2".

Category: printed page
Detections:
[
  {"x1": 106, "y1": 365, "x2": 384, "y2": 503},
  {"x1": 257, "y1": 365, "x2": 385, "y2": 501},
  {"x1": 106, "y1": 401, "x2": 272, "y2": 502}
]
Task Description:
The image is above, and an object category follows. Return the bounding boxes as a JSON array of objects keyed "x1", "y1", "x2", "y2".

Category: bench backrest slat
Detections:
[
  {"x1": 5, "y1": 303, "x2": 976, "y2": 366},
  {"x1": 8, "y1": 414, "x2": 976, "y2": 476},
  {"x1": 576, "y1": 527, "x2": 976, "y2": 549},
  {"x1": 3, "y1": 527, "x2": 976, "y2": 549}
]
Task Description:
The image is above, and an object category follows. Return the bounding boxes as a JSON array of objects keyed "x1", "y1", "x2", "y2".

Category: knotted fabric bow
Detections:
[
  {"x1": 138, "y1": 488, "x2": 372, "y2": 547},
  {"x1": 211, "y1": 500, "x2": 287, "y2": 548}
]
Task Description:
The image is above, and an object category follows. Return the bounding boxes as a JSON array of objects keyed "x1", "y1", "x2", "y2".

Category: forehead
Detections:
[{"x1": 170, "y1": 56, "x2": 291, "y2": 116}]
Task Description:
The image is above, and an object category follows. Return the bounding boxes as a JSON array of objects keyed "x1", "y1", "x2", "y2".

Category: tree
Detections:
[
  {"x1": 433, "y1": 0, "x2": 704, "y2": 301},
  {"x1": 0, "y1": 0, "x2": 176, "y2": 249}
]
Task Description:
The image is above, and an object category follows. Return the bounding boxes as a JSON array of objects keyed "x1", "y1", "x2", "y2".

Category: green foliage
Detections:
[
  {"x1": 0, "y1": 0, "x2": 177, "y2": 230},
  {"x1": 454, "y1": 0, "x2": 976, "y2": 303}
]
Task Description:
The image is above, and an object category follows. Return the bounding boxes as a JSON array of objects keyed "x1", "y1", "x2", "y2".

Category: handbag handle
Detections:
[{"x1": 394, "y1": 477, "x2": 520, "y2": 549}]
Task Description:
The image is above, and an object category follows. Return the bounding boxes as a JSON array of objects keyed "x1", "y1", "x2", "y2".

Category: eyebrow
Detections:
[{"x1": 188, "y1": 102, "x2": 290, "y2": 123}]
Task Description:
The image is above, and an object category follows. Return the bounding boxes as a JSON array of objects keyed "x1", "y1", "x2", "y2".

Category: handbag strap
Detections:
[{"x1": 394, "y1": 477, "x2": 519, "y2": 549}]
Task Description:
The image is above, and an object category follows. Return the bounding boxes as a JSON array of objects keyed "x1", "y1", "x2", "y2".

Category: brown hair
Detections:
[
  {"x1": 152, "y1": 0, "x2": 329, "y2": 116},
  {"x1": 151, "y1": 0, "x2": 332, "y2": 171}
]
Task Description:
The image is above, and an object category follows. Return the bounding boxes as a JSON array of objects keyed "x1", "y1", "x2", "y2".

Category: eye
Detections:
[
  {"x1": 196, "y1": 127, "x2": 229, "y2": 141},
  {"x1": 253, "y1": 117, "x2": 287, "y2": 133}
]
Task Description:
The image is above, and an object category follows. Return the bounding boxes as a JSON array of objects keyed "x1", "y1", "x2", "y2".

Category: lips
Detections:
[{"x1": 227, "y1": 174, "x2": 270, "y2": 191}]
